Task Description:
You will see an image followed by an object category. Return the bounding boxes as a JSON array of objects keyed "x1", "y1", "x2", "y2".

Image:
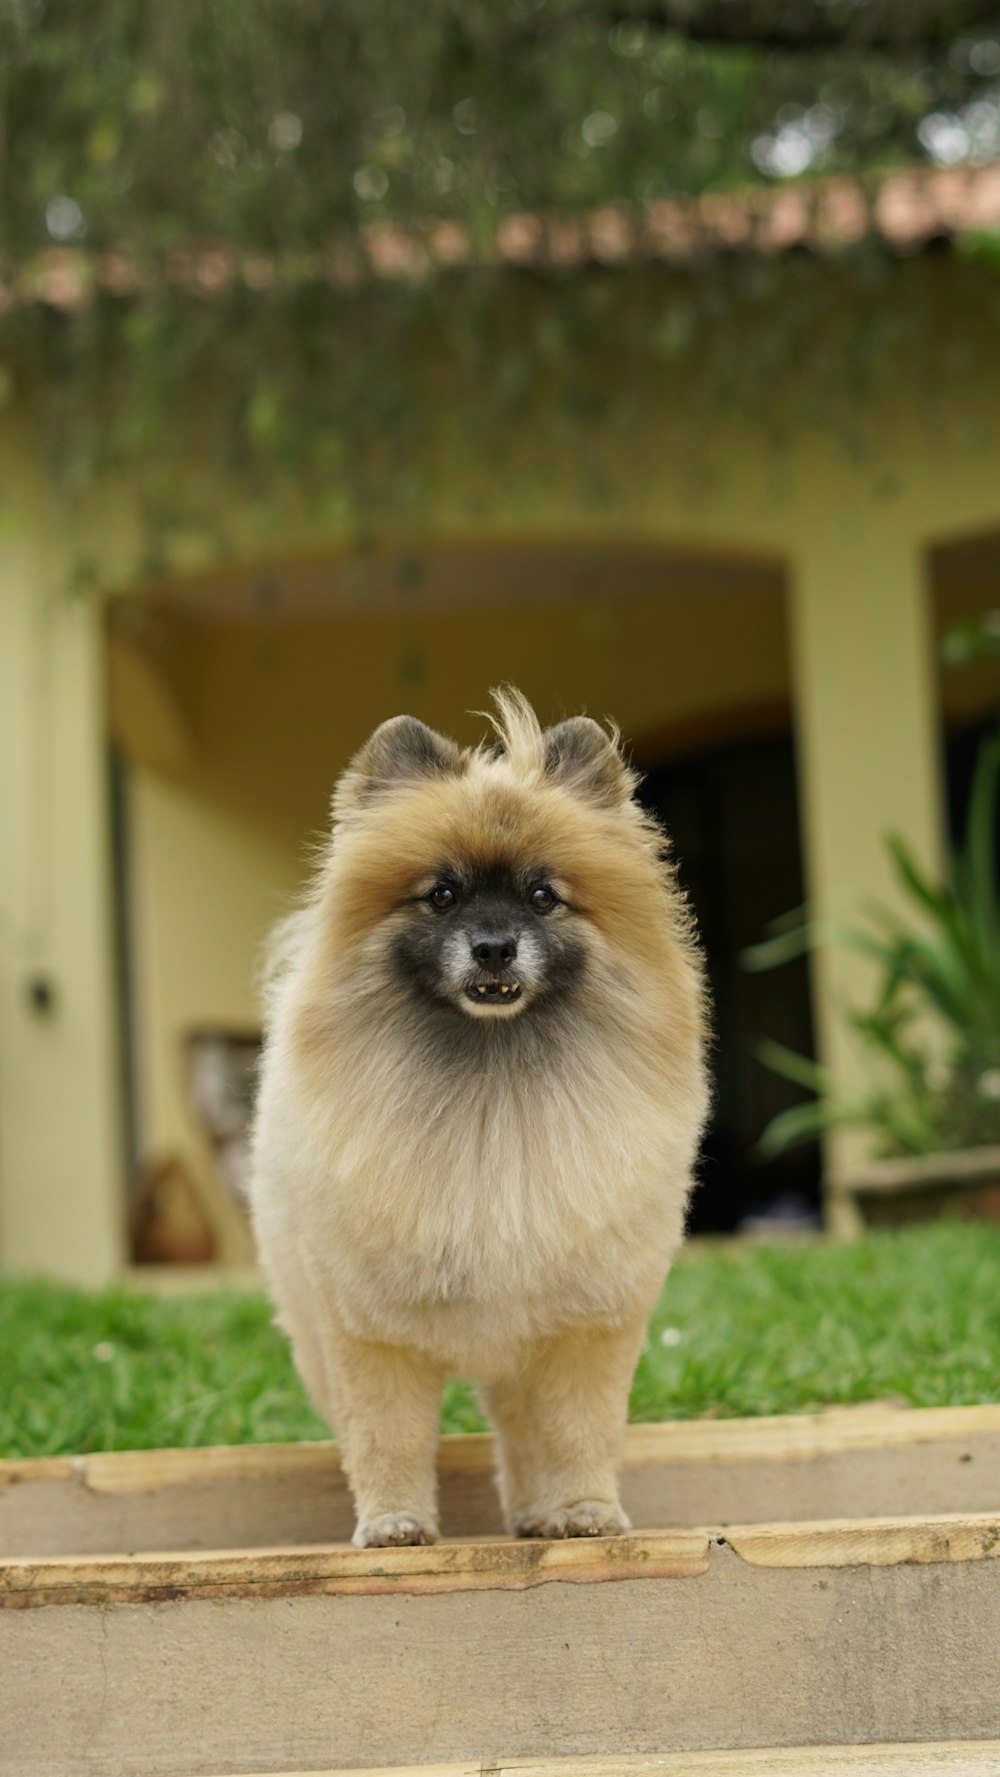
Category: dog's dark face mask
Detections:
[
  {"x1": 392, "y1": 861, "x2": 588, "y2": 1020},
  {"x1": 339, "y1": 707, "x2": 637, "y2": 1023}
]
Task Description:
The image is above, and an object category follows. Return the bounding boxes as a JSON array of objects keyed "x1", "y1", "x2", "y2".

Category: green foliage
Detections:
[
  {"x1": 4, "y1": 1219, "x2": 1000, "y2": 1458},
  {"x1": 4, "y1": 3, "x2": 993, "y2": 260},
  {"x1": 942, "y1": 611, "x2": 1000, "y2": 664},
  {"x1": 2, "y1": 5, "x2": 1000, "y2": 541},
  {"x1": 745, "y1": 733, "x2": 1000, "y2": 1162}
]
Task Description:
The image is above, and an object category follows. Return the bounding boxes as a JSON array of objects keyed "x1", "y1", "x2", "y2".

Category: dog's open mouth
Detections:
[{"x1": 465, "y1": 980, "x2": 522, "y2": 1006}]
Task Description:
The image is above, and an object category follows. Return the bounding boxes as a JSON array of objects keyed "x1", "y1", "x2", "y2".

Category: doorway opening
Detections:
[{"x1": 637, "y1": 727, "x2": 820, "y2": 1234}]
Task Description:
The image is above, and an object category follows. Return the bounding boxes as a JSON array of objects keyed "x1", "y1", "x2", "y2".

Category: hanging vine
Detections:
[{"x1": 2, "y1": 1, "x2": 999, "y2": 564}]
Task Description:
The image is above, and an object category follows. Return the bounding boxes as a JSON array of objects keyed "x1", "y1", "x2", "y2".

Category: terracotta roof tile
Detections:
[{"x1": 3, "y1": 163, "x2": 998, "y2": 315}]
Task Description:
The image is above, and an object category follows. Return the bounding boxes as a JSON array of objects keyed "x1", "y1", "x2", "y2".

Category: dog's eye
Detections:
[
  {"x1": 429, "y1": 883, "x2": 457, "y2": 910},
  {"x1": 529, "y1": 885, "x2": 557, "y2": 913}
]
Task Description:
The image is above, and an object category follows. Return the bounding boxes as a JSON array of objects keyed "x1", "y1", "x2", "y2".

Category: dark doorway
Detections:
[
  {"x1": 636, "y1": 731, "x2": 820, "y2": 1233},
  {"x1": 944, "y1": 715, "x2": 1000, "y2": 856}
]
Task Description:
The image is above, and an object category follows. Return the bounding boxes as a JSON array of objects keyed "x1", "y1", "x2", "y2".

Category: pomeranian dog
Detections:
[{"x1": 250, "y1": 689, "x2": 709, "y2": 1548}]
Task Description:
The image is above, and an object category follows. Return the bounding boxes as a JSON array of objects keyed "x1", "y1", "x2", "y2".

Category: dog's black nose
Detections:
[{"x1": 472, "y1": 937, "x2": 517, "y2": 971}]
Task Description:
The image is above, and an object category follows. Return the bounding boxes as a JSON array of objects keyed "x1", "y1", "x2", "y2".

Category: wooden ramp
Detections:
[{"x1": 2, "y1": 1404, "x2": 1000, "y2": 1776}]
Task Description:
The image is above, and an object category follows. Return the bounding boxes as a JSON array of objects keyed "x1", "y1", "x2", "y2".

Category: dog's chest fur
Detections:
[{"x1": 254, "y1": 996, "x2": 697, "y2": 1369}]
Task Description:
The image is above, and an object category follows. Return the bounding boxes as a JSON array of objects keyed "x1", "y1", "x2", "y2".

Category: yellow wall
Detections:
[
  {"x1": 124, "y1": 577, "x2": 791, "y2": 1257},
  {"x1": 4, "y1": 250, "x2": 1000, "y2": 1275},
  {"x1": 123, "y1": 543, "x2": 1000, "y2": 1259},
  {"x1": 0, "y1": 450, "x2": 124, "y2": 1281}
]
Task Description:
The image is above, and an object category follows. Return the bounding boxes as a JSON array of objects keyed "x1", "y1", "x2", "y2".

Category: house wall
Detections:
[
  {"x1": 125, "y1": 558, "x2": 1000, "y2": 1264},
  {"x1": 0, "y1": 448, "x2": 124, "y2": 1282},
  {"x1": 3, "y1": 250, "x2": 1000, "y2": 1277},
  {"x1": 124, "y1": 579, "x2": 791, "y2": 1259}
]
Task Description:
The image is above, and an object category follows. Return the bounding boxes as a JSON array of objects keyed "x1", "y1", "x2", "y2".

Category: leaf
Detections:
[
  {"x1": 741, "y1": 913, "x2": 854, "y2": 973},
  {"x1": 755, "y1": 1098, "x2": 861, "y2": 1161},
  {"x1": 964, "y1": 731, "x2": 1000, "y2": 958},
  {"x1": 753, "y1": 1038, "x2": 837, "y2": 1096},
  {"x1": 754, "y1": 1101, "x2": 829, "y2": 1160},
  {"x1": 747, "y1": 725, "x2": 1000, "y2": 1164},
  {"x1": 740, "y1": 924, "x2": 814, "y2": 971},
  {"x1": 847, "y1": 1009, "x2": 923, "y2": 1079},
  {"x1": 885, "y1": 832, "x2": 961, "y2": 932}
]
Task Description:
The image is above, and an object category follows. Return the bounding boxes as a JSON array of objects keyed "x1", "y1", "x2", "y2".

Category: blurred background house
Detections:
[{"x1": 2, "y1": 3, "x2": 1000, "y2": 1281}]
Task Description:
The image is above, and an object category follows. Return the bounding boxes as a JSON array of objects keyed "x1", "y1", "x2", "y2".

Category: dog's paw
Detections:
[
  {"x1": 514, "y1": 1498, "x2": 631, "y2": 1540},
  {"x1": 352, "y1": 1512, "x2": 438, "y2": 1549}
]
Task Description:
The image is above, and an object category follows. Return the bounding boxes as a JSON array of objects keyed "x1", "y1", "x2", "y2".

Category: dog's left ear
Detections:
[{"x1": 543, "y1": 717, "x2": 636, "y2": 807}]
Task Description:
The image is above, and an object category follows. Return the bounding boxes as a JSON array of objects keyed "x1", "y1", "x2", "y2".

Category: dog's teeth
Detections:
[
  {"x1": 500, "y1": 985, "x2": 509, "y2": 994},
  {"x1": 477, "y1": 985, "x2": 486, "y2": 995}
]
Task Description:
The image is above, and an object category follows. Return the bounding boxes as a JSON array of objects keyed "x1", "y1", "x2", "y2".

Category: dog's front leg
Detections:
[
  {"x1": 328, "y1": 1334, "x2": 445, "y2": 1548},
  {"x1": 509, "y1": 1312, "x2": 648, "y2": 1539}
]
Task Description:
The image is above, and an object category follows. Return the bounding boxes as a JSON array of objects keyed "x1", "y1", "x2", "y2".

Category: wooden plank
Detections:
[
  {"x1": 618, "y1": 1402, "x2": 1000, "y2": 1460},
  {"x1": 4, "y1": 1538, "x2": 1000, "y2": 1774},
  {"x1": 831, "y1": 1145, "x2": 1000, "y2": 1197},
  {"x1": 11, "y1": 1403, "x2": 996, "y2": 1495},
  {"x1": 5, "y1": 1512, "x2": 998, "y2": 1612},
  {"x1": 5, "y1": 1403, "x2": 1000, "y2": 1557},
  {"x1": 0, "y1": 1529, "x2": 711, "y2": 1608},
  {"x1": 217, "y1": 1748, "x2": 1000, "y2": 1777},
  {"x1": 0, "y1": 1442, "x2": 362, "y2": 1559},
  {"x1": 725, "y1": 1511, "x2": 1000, "y2": 1568}
]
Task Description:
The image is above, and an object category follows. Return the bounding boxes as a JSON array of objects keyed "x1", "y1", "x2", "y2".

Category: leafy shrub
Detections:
[{"x1": 744, "y1": 731, "x2": 1000, "y2": 1161}]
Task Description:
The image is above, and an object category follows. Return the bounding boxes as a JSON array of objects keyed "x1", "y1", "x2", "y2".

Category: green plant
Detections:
[
  {"x1": 743, "y1": 730, "x2": 1000, "y2": 1162},
  {"x1": 941, "y1": 611, "x2": 1000, "y2": 667},
  {"x1": 4, "y1": 5, "x2": 1000, "y2": 558}
]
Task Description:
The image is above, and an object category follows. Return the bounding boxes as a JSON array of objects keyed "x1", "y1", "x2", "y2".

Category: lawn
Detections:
[{"x1": 3, "y1": 1220, "x2": 1000, "y2": 1461}]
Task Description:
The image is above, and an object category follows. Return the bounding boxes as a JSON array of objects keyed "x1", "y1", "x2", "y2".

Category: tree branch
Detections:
[{"x1": 601, "y1": 1, "x2": 1000, "y2": 53}]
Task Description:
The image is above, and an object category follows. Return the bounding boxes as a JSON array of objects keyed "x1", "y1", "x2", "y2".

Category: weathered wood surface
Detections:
[
  {"x1": 0, "y1": 1528, "x2": 711, "y2": 1606},
  {"x1": 220, "y1": 1749, "x2": 1000, "y2": 1777},
  {"x1": 5, "y1": 1511, "x2": 1000, "y2": 1610},
  {"x1": 3, "y1": 1522, "x2": 1000, "y2": 1775},
  {"x1": 4, "y1": 1402, "x2": 999, "y2": 1557}
]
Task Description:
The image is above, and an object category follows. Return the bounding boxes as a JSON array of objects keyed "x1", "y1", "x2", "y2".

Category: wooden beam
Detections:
[
  {"x1": 5, "y1": 1403, "x2": 1000, "y2": 1558},
  {"x1": 213, "y1": 1747, "x2": 1000, "y2": 1777},
  {"x1": 832, "y1": 1145, "x2": 1000, "y2": 1197},
  {"x1": 5, "y1": 1525, "x2": 1000, "y2": 1771},
  {"x1": 7, "y1": 1510, "x2": 999, "y2": 1611}
]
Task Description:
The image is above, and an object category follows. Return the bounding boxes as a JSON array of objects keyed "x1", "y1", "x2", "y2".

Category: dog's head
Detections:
[{"x1": 308, "y1": 690, "x2": 699, "y2": 1045}]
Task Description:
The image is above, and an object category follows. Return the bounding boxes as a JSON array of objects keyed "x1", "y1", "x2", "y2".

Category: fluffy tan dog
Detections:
[{"x1": 250, "y1": 690, "x2": 709, "y2": 1547}]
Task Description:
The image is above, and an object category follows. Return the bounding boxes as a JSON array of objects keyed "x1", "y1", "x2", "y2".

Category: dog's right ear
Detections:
[{"x1": 334, "y1": 716, "x2": 465, "y2": 819}]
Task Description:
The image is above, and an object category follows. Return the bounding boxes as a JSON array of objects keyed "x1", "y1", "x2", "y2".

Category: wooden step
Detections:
[
  {"x1": 5, "y1": 1405, "x2": 1000, "y2": 1776},
  {"x1": 217, "y1": 1750, "x2": 1000, "y2": 1777},
  {"x1": 4, "y1": 1401, "x2": 999, "y2": 1558},
  {"x1": 4, "y1": 1510, "x2": 1000, "y2": 1773}
]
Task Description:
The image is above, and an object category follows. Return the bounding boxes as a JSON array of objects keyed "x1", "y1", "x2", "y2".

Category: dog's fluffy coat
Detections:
[{"x1": 250, "y1": 690, "x2": 709, "y2": 1546}]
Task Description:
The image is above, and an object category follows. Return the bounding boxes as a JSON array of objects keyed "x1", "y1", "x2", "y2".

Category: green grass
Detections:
[{"x1": 3, "y1": 1220, "x2": 1000, "y2": 1460}]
